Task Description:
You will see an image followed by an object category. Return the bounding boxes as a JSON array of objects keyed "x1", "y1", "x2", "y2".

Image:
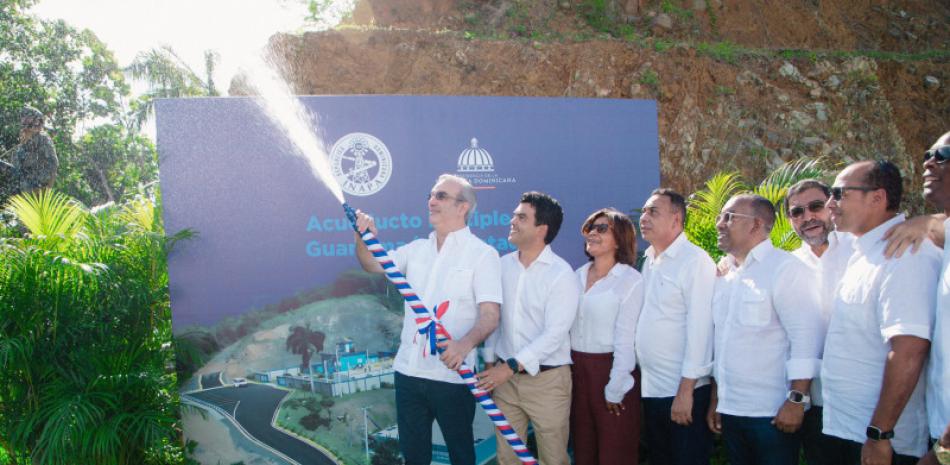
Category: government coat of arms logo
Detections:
[{"x1": 330, "y1": 132, "x2": 393, "y2": 196}]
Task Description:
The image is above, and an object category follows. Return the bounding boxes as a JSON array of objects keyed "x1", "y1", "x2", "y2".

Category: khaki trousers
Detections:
[{"x1": 492, "y1": 365, "x2": 572, "y2": 465}]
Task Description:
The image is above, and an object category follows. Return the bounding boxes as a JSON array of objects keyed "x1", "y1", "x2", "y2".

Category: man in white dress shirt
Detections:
[
  {"x1": 637, "y1": 188, "x2": 717, "y2": 465},
  {"x1": 920, "y1": 132, "x2": 950, "y2": 465},
  {"x1": 475, "y1": 191, "x2": 580, "y2": 465},
  {"x1": 784, "y1": 179, "x2": 852, "y2": 465},
  {"x1": 354, "y1": 174, "x2": 503, "y2": 465},
  {"x1": 707, "y1": 194, "x2": 825, "y2": 465},
  {"x1": 821, "y1": 160, "x2": 940, "y2": 465}
]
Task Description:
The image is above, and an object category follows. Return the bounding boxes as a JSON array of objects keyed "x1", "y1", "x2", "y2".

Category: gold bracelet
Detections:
[{"x1": 935, "y1": 441, "x2": 950, "y2": 465}]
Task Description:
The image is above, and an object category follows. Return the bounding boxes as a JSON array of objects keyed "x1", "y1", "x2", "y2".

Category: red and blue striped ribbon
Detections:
[{"x1": 344, "y1": 204, "x2": 538, "y2": 464}]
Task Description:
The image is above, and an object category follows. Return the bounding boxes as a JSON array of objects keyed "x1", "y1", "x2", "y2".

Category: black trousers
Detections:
[
  {"x1": 641, "y1": 384, "x2": 714, "y2": 465},
  {"x1": 394, "y1": 371, "x2": 476, "y2": 465}
]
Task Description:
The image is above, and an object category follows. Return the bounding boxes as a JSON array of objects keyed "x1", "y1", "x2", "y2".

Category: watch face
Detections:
[{"x1": 789, "y1": 391, "x2": 804, "y2": 402}]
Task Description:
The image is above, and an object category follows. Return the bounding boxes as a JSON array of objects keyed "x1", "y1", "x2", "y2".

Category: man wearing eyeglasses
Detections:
[
  {"x1": 821, "y1": 160, "x2": 940, "y2": 465},
  {"x1": 706, "y1": 194, "x2": 825, "y2": 465},
  {"x1": 920, "y1": 132, "x2": 950, "y2": 465},
  {"x1": 784, "y1": 179, "x2": 855, "y2": 465},
  {"x1": 353, "y1": 174, "x2": 503, "y2": 465}
]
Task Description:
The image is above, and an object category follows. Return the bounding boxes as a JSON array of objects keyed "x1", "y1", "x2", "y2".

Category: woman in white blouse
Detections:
[{"x1": 570, "y1": 208, "x2": 645, "y2": 465}]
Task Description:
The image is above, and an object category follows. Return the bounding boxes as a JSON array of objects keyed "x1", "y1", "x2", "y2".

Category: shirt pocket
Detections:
[
  {"x1": 739, "y1": 289, "x2": 771, "y2": 327},
  {"x1": 444, "y1": 268, "x2": 475, "y2": 303}
]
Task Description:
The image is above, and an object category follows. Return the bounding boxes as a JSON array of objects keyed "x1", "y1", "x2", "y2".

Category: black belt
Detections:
[{"x1": 496, "y1": 358, "x2": 564, "y2": 373}]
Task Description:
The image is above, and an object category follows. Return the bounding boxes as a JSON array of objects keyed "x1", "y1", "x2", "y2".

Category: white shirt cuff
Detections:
[{"x1": 785, "y1": 358, "x2": 820, "y2": 381}]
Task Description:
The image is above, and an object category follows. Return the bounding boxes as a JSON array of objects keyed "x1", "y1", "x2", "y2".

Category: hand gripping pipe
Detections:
[{"x1": 343, "y1": 203, "x2": 538, "y2": 465}]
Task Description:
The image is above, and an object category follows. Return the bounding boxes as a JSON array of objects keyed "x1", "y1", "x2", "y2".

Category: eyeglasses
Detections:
[
  {"x1": 924, "y1": 146, "x2": 950, "y2": 164},
  {"x1": 584, "y1": 223, "x2": 610, "y2": 234},
  {"x1": 788, "y1": 200, "x2": 827, "y2": 219},
  {"x1": 830, "y1": 186, "x2": 878, "y2": 201},
  {"x1": 715, "y1": 211, "x2": 757, "y2": 224},
  {"x1": 428, "y1": 191, "x2": 464, "y2": 202}
]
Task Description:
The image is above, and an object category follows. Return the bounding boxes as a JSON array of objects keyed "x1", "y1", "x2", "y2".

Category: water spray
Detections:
[{"x1": 242, "y1": 49, "x2": 538, "y2": 463}]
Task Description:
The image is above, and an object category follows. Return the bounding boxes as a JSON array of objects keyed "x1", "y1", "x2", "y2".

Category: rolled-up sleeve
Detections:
[
  {"x1": 680, "y1": 253, "x2": 716, "y2": 380},
  {"x1": 472, "y1": 249, "x2": 504, "y2": 306},
  {"x1": 605, "y1": 278, "x2": 645, "y2": 403},
  {"x1": 773, "y1": 260, "x2": 824, "y2": 381},
  {"x1": 879, "y1": 248, "x2": 939, "y2": 343}
]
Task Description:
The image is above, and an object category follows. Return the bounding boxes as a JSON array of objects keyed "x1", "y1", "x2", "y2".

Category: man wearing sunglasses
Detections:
[
  {"x1": 784, "y1": 179, "x2": 856, "y2": 465},
  {"x1": 706, "y1": 194, "x2": 825, "y2": 465},
  {"x1": 821, "y1": 160, "x2": 940, "y2": 465},
  {"x1": 353, "y1": 174, "x2": 503, "y2": 465},
  {"x1": 920, "y1": 132, "x2": 950, "y2": 465}
]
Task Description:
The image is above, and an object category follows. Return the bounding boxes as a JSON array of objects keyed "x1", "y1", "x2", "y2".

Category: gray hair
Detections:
[
  {"x1": 437, "y1": 173, "x2": 477, "y2": 222},
  {"x1": 732, "y1": 193, "x2": 776, "y2": 232}
]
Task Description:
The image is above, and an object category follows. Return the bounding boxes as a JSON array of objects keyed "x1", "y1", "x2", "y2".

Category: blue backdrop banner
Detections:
[{"x1": 157, "y1": 95, "x2": 658, "y2": 465}]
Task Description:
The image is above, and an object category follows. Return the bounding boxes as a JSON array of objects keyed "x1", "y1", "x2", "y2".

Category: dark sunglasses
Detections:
[
  {"x1": 788, "y1": 200, "x2": 826, "y2": 219},
  {"x1": 585, "y1": 223, "x2": 610, "y2": 234},
  {"x1": 830, "y1": 186, "x2": 878, "y2": 201},
  {"x1": 924, "y1": 146, "x2": 950, "y2": 164}
]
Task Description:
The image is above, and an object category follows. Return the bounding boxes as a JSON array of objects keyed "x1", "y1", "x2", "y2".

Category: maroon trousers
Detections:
[{"x1": 570, "y1": 350, "x2": 641, "y2": 465}]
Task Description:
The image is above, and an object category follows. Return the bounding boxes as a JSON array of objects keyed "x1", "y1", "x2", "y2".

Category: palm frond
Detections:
[{"x1": 5, "y1": 190, "x2": 87, "y2": 243}]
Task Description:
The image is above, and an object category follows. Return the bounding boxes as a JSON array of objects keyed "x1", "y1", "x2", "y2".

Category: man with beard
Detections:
[
  {"x1": 821, "y1": 160, "x2": 940, "y2": 465},
  {"x1": 784, "y1": 180, "x2": 853, "y2": 465},
  {"x1": 707, "y1": 194, "x2": 824, "y2": 465}
]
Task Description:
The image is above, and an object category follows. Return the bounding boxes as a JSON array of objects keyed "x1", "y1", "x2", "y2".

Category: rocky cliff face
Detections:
[{"x1": 233, "y1": 0, "x2": 949, "y2": 212}]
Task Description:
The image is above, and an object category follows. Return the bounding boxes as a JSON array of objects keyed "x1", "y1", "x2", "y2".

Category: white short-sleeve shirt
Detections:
[
  {"x1": 390, "y1": 227, "x2": 503, "y2": 384},
  {"x1": 928, "y1": 218, "x2": 950, "y2": 439},
  {"x1": 822, "y1": 215, "x2": 940, "y2": 457},
  {"x1": 713, "y1": 240, "x2": 824, "y2": 417}
]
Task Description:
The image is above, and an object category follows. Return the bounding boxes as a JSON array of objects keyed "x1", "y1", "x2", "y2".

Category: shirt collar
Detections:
[
  {"x1": 531, "y1": 244, "x2": 556, "y2": 266},
  {"x1": 854, "y1": 214, "x2": 905, "y2": 254},
  {"x1": 734, "y1": 238, "x2": 773, "y2": 269},
  {"x1": 645, "y1": 231, "x2": 688, "y2": 261},
  {"x1": 428, "y1": 226, "x2": 473, "y2": 246}
]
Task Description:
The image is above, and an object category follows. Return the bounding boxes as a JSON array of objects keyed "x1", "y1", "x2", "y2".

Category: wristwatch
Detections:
[
  {"x1": 866, "y1": 425, "x2": 894, "y2": 441},
  {"x1": 787, "y1": 390, "x2": 810, "y2": 404},
  {"x1": 505, "y1": 358, "x2": 521, "y2": 374}
]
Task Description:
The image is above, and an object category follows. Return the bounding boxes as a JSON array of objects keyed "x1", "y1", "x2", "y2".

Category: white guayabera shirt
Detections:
[
  {"x1": 822, "y1": 215, "x2": 940, "y2": 457},
  {"x1": 571, "y1": 262, "x2": 644, "y2": 403},
  {"x1": 637, "y1": 232, "x2": 716, "y2": 399},
  {"x1": 713, "y1": 240, "x2": 824, "y2": 417},
  {"x1": 390, "y1": 226, "x2": 503, "y2": 384}
]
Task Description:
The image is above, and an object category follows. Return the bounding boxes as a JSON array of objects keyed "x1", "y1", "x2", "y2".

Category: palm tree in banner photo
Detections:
[{"x1": 286, "y1": 324, "x2": 326, "y2": 393}]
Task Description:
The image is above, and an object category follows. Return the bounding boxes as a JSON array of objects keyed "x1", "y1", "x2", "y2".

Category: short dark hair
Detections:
[
  {"x1": 581, "y1": 208, "x2": 638, "y2": 265},
  {"x1": 651, "y1": 188, "x2": 687, "y2": 227},
  {"x1": 784, "y1": 179, "x2": 830, "y2": 213},
  {"x1": 520, "y1": 191, "x2": 563, "y2": 244},
  {"x1": 734, "y1": 194, "x2": 776, "y2": 232},
  {"x1": 862, "y1": 159, "x2": 903, "y2": 212}
]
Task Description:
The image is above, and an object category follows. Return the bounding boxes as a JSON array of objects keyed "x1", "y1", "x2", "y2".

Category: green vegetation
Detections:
[
  {"x1": 639, "y1": 69, "x2": 661, "y2": 88},
  {"x1": 684, "y1": 158, "x2": 827, "y2": 260},
  {"x1": 661, "y1": 0, "x2": 694, "y2": 20},
  {"x1": 696, "y1": 40, "x2": 740, "y2": 64},
  {"x1": 0, "y1": 189, "x2": 194, "y2": 465},
  {"x1": 277, "y1": 389, "x2": 397, "y2": 465}
]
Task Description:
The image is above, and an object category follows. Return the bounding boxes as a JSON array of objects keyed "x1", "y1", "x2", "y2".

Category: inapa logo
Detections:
[{"x1": 330, "y1": 132, "x2": 393, "y2": 196}]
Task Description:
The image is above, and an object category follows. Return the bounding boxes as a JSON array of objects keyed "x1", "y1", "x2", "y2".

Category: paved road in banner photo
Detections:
[{"x1": 188, "y1": 384, "x2": 335, "y2": 465}]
